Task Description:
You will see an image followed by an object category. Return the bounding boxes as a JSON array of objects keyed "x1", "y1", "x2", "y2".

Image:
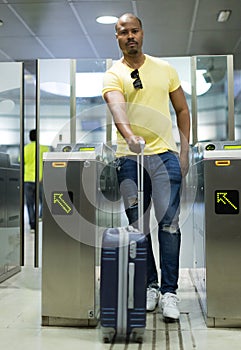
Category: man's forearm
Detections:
[{"x1": 177, "y1": 110, "x2": 190, "y2": 153}]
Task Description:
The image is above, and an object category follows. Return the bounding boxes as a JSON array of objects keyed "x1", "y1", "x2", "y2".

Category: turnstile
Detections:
[
  {"x1": 191, "y1": 141, "x2": 241, "y2": 327},
  {"x1": 41, "y1": 144, "x2": 120, "y2": 326},
  {"x1": 0, "y1": 153, "x2": 20, "y2": 283}
]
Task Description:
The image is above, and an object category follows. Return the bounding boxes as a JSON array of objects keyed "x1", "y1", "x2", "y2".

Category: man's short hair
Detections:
[
  {"x1": 115, "y1": 13, "x2": 142, "y2": 32},
  {"x1": 29, "y1": 129, "x2": 36, "y2": 142}
]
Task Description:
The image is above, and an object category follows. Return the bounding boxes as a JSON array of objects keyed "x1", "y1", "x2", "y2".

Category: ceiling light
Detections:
[
  {"x1": 40, "y1": 72, "x2": 104, "y2": 98},
  {"x1": 181, "y1": 70, "x2": 212, "y2": 96},
  {"x1": 96, "y1": 16, "x2": 118, "y2": 24},
  {"x1": 0, "y1": 99, "x2": 15, "y2": 113},
  {"x1": 217, "y1": 10, "x2": 231, "y2": 22},
  {"x1": 0, "y1": 20, "x2": 3, "y2": 26}
]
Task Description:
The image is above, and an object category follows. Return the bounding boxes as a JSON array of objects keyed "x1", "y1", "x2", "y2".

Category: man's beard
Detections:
[{"x1": 127, "y1": 47, "x2": 138, "y2": 55}]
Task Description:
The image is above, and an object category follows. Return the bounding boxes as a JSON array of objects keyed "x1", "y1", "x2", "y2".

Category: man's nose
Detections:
[{"x1": 127, "y1": 31, "x2": 134, "y2": 38}]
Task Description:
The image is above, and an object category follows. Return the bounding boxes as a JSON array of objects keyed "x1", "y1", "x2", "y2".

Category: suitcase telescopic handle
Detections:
[{"x1": 137, "y1": 141, "x2": 145, "y2": 233}]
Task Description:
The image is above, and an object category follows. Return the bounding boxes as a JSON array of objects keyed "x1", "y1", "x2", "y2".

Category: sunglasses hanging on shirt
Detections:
[{"x1": 131, "y1": 69, "x2": 143, "y2": 89}]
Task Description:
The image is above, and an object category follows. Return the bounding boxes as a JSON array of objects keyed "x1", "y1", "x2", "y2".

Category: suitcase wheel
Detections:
[
  {"x1": 103, "y1": 336, "x2": 110, "y2": 343},
  {"x1": 132, "y1": 332, "x2": 143, "y2": 344},
  {"x1": 102, "y1": 333, "x2": 115, "y2": 343},
  {"x1": 133, "y1": 333, "x2": 143, "y2": 343},
  {"x1": 136, "y1": 336, "x2": 143, "y2": 343}
]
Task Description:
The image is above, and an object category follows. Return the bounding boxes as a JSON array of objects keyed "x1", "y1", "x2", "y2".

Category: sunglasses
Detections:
[{"x1": 131, "y1": 69, "x2": 143, "y2": 89}]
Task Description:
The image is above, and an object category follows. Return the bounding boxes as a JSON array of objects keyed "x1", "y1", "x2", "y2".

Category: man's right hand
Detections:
[{"x1": 126, "y1": 135, "x2": 145, "y2": 153}]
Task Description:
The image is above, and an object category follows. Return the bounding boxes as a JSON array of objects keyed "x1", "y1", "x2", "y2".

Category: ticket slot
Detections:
[
  {"x1": 52, "y1": 162, "x2": 67, "y2": 168},
  {"x1": 215, "y1": 160, "x2": 231, "y2": 167}
]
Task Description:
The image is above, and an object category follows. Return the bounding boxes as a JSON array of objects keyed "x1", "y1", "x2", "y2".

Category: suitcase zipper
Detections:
[{"x1": 117, "y1": 227, "x2": 129, "y2": 336}]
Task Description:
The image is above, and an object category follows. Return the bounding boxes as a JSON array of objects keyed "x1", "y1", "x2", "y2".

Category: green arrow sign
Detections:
[
  {"x1": 215, "y1": 190, "x2": 239, "y2": 214},
  {"x1": 51, "y1": 191, "x2": 73, "y2": 215}
]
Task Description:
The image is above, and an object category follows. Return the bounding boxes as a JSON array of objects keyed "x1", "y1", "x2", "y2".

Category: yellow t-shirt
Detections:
[
  {"x1": 24, "y1": 142, "x2": 49, "y2": 182},
  {"x1": 102, "y1": 55, "x2": 180, "y2": 156}
]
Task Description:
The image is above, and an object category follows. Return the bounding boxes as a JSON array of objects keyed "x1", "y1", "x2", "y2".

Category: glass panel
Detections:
[
  {"x1": 75, "y1": 59, "x2": 107, "y2": 145},
  {"x1": 0, "y1": 62, "x2": 22, "y2": 281},
  {"x1": 39, "y1": 59, "x2": 71, "y2": 148},
  {"x1": 234, "y1": 70, "x2": 241, "y2": 139},
  {"x1": 163, "y1": 57, "x2": 192, "y2": 144},
  {"x1": 38, "y1": 58, "x2": 108, "y2": 148},
  {"x1": 196, "y1": 56, "x2": 228, "y2": 142}
]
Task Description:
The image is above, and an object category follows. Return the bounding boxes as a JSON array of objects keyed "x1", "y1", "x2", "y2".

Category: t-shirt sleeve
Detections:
[
  {"x1": 102, "y1": 70, "x2": 123, "y2": 98},
  {"x1": 168, "y1": 65, "x2": 181, "y2": 93}
]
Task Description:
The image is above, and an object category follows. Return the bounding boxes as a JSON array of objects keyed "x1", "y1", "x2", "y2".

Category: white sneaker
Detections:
[
  {"x1": 160, "y1": 292, "x2": 180, "y2": 320},
  {"x1": 146, "y1": 287, "x2": 159, "y2": 311}
]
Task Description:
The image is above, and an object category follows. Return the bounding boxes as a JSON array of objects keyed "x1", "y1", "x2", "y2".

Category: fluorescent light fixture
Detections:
[
  {"x1": 217, "y1": 10, "x2": 231, "y2": 22},
  {"x1": 182, "y1": 70, "x2": 212, "y2": 96},
  {"x1": 40, "y1": 72, "x2": 104, "y2": 98},
  {"x1": 96, "y1": 16, "x2": 118, "y2": 24},
  {"x1": 0, "y1": 99, "x2": 15, "y2": 113}
]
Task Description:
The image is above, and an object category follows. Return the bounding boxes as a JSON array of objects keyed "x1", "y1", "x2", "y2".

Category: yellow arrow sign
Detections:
[
  {"x1": 216, "y1": 192, "x2": 238, "y2": 210},
  {"x1": 53, "y1": 193, "x2": 72, "y2": 214}
]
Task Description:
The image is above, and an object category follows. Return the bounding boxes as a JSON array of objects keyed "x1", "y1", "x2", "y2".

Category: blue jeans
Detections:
[
  {"x1": 115, "y1": 151, "x2": 182, "y2": 295},
  {"x1": 24, "y1": 182, "x2": 43, "y2": 230}
]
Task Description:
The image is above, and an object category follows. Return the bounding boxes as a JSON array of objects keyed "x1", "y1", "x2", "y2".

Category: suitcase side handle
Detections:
[{"x1": 128, "y1": 262, "x2": 135, "y2": 309}]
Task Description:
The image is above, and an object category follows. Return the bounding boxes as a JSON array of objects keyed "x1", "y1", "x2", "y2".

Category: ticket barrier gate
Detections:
[
  {"x1": 0, "y1": 153, "x2": 20, "y2": 283},
  {"x1": 191, "y1": 141, "x2": 241, "y2": 327},
  {"x1": 41, "y1": 144, "x2": 120, "y2": 326}
]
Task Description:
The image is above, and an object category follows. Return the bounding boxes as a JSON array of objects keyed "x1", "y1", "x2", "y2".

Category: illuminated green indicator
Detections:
[
  {"x1": 215, "y1": 190, "x2": 239, "y2": 214},
  {"x1": 78, "y1": 147, "x2": 95, "y2": 151},
  {"x1": 62, "y1": 145, "x2": 72, "y2": 152},
  {"x1": 205, "y1": 144, "x2": 215, "y2": 151},
  {"x1": 52, "y1": 191, "x2": 73, "y2": 215},
  {"x1": 224, "y1": 145, "x2": 241, "y2": 150}
]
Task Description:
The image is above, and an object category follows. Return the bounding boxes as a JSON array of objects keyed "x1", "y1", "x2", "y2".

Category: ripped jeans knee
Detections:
[
  {"x1": 161, "y1": 223, "x2": 180, "y2": 234},
  {"x1": 127, "y1": 195, "x2": 138, "y2": 209},
  {"x1": 125, "y1": 195, "x2": 139, "y2": 228}
]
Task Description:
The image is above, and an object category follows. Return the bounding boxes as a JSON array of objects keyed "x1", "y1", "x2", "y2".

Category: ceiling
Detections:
[{"x1": 1, "y1": 0, "x2": 241, "y2": 69}]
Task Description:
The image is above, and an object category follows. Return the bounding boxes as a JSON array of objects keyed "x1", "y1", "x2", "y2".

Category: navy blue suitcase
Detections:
[
  {"x1": 100, "y1": 226, "x2": 147, "y2": 343},
  {"x1": 100, "y1": 142, "x2": 147, "y2": 343}
]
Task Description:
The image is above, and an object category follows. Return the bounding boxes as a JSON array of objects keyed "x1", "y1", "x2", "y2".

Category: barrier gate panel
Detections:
[{"x1": 191, "y1": 141, "x2": 241, "y2": 327}]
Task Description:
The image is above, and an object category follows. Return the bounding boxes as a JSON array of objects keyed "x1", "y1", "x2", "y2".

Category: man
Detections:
[
  {"x1": 102, "y1": 13, "x2": 190, "y2": 321},
  {"x1": 24, "y1": 129, "x2": 49, "y2": 232}
]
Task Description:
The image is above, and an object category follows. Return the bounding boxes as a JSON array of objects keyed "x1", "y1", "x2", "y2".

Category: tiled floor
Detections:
[{"x1": 1, "y1": 228, "x2": 241, "y2": 350}]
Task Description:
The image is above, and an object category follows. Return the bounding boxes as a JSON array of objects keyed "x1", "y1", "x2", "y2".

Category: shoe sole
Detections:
[
  {"x1": 163, "y1": 315, "x2": 179, "y2": 323},
  {"x1": 146, "y1": 304, "x2": 158, "y2": 312},
  {"x1": 146, "y1": 308, "x2": 157, "y2": 312}
]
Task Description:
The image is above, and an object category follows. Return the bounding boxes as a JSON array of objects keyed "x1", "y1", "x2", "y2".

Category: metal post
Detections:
[
  {"x1": 20, "y1": 62, "x2": 25, "y2": 266},
  {"x1": 70, "y1": 60, "x2": 76, "y2": 145},
  {"x1": 35, "y1": 60, "x2": 40, "y2": 268},
  {"x1": 227, "y1": 55, "x2": 235, "y2": 140},
  {"x1": 105, "y1": 59, "x2": 113, "y2": 145},
  {"x1": 191, "y1": 56, "x2": 198, "y2": 145}
]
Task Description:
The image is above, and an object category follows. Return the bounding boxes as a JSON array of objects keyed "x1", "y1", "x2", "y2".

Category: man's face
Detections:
[{"x1": 115, "y1": 16, "x2": 143, "y2": 56}]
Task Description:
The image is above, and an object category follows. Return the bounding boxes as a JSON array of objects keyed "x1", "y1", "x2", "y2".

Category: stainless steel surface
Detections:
[
  {"x1": 0, "y1": 62, "x2": 22, "y2": 279},
  {"x1": 42, "y1": 150, "x2": 120, "y2": 326},
  {"x1": 42, "y1": 158, "x2": 99, "y2": 326},
  {"x1": 191, "y1": 142, "x2": 241, "y2": 327},
  {"x1": 0, "y1": 165, "x2": 21, "y2": 282}
]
